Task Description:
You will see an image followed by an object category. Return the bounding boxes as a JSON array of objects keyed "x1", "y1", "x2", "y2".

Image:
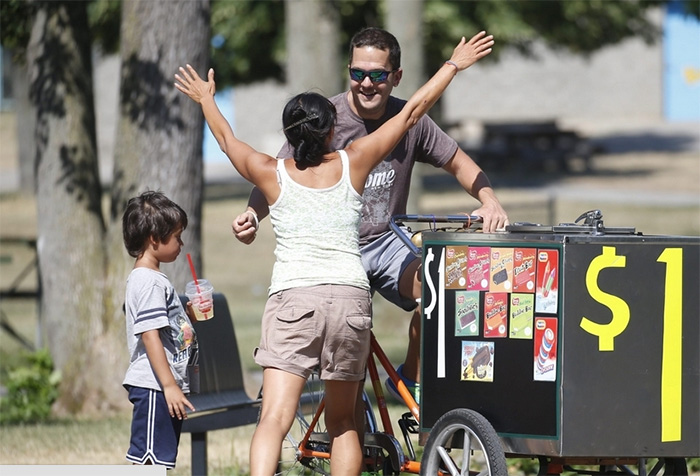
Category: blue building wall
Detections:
[{"x1": 663, "y1": 1, "x2": 700, "y2": 120}]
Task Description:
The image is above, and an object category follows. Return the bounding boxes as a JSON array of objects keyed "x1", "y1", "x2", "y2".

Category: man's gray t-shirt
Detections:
[
  {"x1": 279, "y1": 93, "x2": 458, "y2": 245},
  {"x1": 123, "y1": 267, "x2": 197, "y2": 393}
]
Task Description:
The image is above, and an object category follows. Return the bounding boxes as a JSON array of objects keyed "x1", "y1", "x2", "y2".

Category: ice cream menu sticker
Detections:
[
  {"x1": 490, "y1": 247, "x2": 513, "y2": 292},
  {"x1": 510, "y1": 293, "x2": 534, "y2": 339},
  {"x1": 513, "y1": 248, "x2": 536, "y2": 292},
  {"x1": 483, "y1": 292, "x2": 508, "y2": 338},
  {"x1": 445, "y1": 246, "x2": 469, "y2": 289},
  {"x1": 462, "y1": 341, "x2": 494, "y2": 382},
  {"x1": 534, "y1": 317, "x2": 558, "y2": 381},
  {"x1": 535, "y1": 249, "x2": 559, "y2": 314},
  {"x1": 455, "y1": 291, "x2": 480, "y2": 336},
  {"x1": 467, "y1": 247, "x2": 490, "y2": 291}
]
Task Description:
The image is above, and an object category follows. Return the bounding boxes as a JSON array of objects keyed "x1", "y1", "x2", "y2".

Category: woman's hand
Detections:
[
  {"x1": 174, "y1": 64, "x2": 216, "y2": 104},
  {"x1": 448, "y1": 31, "x2": 494, "y2": 72}
]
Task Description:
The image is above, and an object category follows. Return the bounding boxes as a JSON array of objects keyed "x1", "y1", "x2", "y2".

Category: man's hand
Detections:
[
  {"x1": 232, "y1": 211, "x2": 258, "y2": 244},
  {"x1": 472, "y1": 200, "x2": 509, "y2": 232}
]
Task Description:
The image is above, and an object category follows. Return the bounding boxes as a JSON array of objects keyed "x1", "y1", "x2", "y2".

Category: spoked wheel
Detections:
[
  {"x1": 641, "y1": 457, "x2": 689, "y2": 476},
  {"x1": 276, "y1": 371, "x2": 330, "y2": 475},
  {"x1": 420, "y1": 408, "x2": 507, "y2": 476}
]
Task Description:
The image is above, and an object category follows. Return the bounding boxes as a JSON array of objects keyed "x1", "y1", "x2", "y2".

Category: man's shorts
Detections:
[
  {"x1": 361, "y1": 227, "x2": 420, "y2": 312},
  {"x1": 125, "y1": 386, "x2": 183, "y2": 468},
  {"x1": 254, "y1": 285, "x2": 372, "y2": 381}
]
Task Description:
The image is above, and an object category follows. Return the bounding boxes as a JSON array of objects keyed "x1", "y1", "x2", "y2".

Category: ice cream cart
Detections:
[{"x1": 392, "y1": 212, "x2": 699, "y2": 475}]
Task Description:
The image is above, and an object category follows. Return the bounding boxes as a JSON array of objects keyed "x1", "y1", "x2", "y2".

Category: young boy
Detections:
[{"x1": 121, "y1": 190, "x2": 197, "y2": 468}]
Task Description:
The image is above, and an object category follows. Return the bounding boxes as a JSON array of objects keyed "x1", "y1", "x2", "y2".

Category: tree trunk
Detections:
[
  {"x1": 285, "y1": 0, "x2": 341, "y2": 95},
  {"x1": 11, "y1": 60, "x2": 36, "y2": 193},
  {"x1": 108, "y1": 0, "x2": 210, "y2": 303},
  {"x1": 386, "y1": 0, "x2": 425, "y2": 214},
  {"x1": 26, "y1": 2, "x2": 112, "y2": 414}
]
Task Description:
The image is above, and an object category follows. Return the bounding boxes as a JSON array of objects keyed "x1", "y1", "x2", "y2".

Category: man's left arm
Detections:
[{"x1": 442, "y1": 148, "x2": 509, "y2": 232}]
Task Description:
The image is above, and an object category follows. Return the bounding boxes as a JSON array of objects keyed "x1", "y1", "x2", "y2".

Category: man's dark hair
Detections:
[
  {"x1": 122, "y1": 191, "x2": 188, "y2": 258},
  {"x1": 349, "y1": 27, "x2": 401, "y2": 70}
]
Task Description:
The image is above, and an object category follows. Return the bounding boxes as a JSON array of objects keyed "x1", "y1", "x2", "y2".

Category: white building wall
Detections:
[{"x1": 442, "y1": 34, "x2": 663, "y2": 126}]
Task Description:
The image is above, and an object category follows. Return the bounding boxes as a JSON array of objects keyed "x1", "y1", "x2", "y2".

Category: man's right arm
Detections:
[{"x1": 232, "y1": 186, "x2": 269, "y2": 244}]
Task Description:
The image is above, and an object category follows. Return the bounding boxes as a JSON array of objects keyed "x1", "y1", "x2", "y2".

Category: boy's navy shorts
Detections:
[{"x1": 125, "y1": 385, "x2": 183, "y2": 468}]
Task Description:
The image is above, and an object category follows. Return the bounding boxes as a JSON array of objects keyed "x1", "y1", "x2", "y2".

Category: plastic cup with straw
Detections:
[{"x1": 185, "y1": 253, "x2": 214, "y2": 321}]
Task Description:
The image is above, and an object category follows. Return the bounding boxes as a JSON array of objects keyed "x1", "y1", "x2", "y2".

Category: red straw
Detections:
[{"x1": 186, "y1": 253, "x2": 201, "y2": 292}]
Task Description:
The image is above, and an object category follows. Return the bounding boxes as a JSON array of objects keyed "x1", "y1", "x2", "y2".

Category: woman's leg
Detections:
[
  {"x1": 325, "y1": 379, "x2": 364, "y2": 476},
  {"x1": 250, "y1": 367, "x2": 306, "y2": 476}
]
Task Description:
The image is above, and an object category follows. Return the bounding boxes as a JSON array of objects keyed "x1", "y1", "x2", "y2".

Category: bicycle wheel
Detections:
[
  {"x1": 420, "y1": 408, "x2": 507, "y2": 476},
  {"x1": 276, "y1": 371, "x2": 331, "y2": 475}
]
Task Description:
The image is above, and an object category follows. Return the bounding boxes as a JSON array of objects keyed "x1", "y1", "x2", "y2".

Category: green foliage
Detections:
[
  {"x1": 0, "y1": 0, "x2": 36, "y2": 59},
  {"x1": 209, "y1": 0, "x2": 380, "y2": 88},
  {"x1": 3, "y1": 0, "x2": 692, "y2": 87},
  {"x1": 88, "y1": 0, "x2": 121, "y2": 54},
  {"x1": 0, "y1": 0, "x2": 120, "y2": 60},
  {"x1": 689, "y1": 458, "x2": 700, "y2": 471},
  {"x1": 0, "y1": 348, "x2": 61, "y2": 425},
  {"x1": 209, "y1": 0, "x2": 286, "y2": 86},
  {"x1": 422, "y1": 0, "x2": 665, "y2": 75}
]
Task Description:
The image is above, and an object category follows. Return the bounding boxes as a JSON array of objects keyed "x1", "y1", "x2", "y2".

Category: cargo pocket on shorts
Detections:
[
  {"x1": 346, "y1": 314, "x2": 372, "y2": 332},
  {"x1": 277, "y1": 307, "x2": 315, "y2": 323},
  {"x1": 275, "y1": 308, "x2": 316, "y2": 336}
]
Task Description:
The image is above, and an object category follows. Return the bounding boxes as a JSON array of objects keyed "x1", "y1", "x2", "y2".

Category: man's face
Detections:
[{"x1": 348, "y1": 46, "x2": 402, "y2": 120}]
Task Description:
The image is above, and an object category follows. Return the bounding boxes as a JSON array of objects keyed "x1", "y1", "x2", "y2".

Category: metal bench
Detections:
[{"x1": 179, "y1": 293, "x2": 261, "y2": 476}]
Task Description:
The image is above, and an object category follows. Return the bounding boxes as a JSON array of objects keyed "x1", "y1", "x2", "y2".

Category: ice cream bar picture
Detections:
[
  {"x1": 460, "y1": 310, "x2": 476, "y2": 329},
  {"x1": 455, "y1": 291, "x2": 480, "y2": 337},
  {"x1": 461, "y1": 341, "x2": 494, "y2": 382},
  {"x1": 492, "y1": 268, "x2": 508, "y2": 285}
]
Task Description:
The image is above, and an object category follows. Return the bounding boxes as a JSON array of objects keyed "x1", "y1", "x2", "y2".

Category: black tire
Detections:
[
  {"x1": 420, "y1": 408, "x2": 507, "y2": 476},
  {"x1": 642, "y1": 457, "x2": 689, "y2": 476}
]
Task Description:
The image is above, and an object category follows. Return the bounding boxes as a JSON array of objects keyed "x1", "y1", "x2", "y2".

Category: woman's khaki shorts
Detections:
[{"x1": 254, "y1": 284, "x2": 372, "y2": 381}]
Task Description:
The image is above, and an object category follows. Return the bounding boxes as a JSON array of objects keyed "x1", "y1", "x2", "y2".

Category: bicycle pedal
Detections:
[{"x1": 400, "y1": 412, "x2": 420, "y2": 434}]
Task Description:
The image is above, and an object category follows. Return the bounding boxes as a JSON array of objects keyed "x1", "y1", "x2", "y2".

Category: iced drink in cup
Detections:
[{"x1": 185, "y1": 279, "x2": 214, "y2": 321}]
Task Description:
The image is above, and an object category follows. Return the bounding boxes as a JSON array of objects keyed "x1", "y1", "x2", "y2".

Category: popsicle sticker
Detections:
[
  {"x1": 535, "y1": 249, "x2": 559, "y2": 314},
  {"x1": 533, "y1": 317, "x2": 558, "y2": 381},
  {"x1": 543, "y1": 266, "x2": 556, "y2": 297}
]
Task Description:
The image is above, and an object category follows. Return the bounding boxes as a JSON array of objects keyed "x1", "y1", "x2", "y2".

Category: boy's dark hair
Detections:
[
  {"x1": 122, "y1": 191, "x2": 188, "y2": 258},
  {"x1": 282, "y1": 92, "x2": 336, "y2": 169},
  {"x1": 348, "y1": 27, "x2": 401, "y2": 70}
]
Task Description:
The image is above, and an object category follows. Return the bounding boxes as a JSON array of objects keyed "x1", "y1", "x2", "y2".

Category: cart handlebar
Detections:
[{"x1": 389, "y1": 214, "x2": 483, "y2": 257}]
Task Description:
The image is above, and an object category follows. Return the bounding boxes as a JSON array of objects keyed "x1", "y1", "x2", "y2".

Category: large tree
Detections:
[
  {"x1": 26, "y1": 1, "x2": 110, "y2": 414},
  {"x1": 20, "y1": 0, "x2": 210, "y2": 414}
]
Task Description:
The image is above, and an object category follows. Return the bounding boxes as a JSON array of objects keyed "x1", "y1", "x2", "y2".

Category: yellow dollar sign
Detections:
[{"x1": 580, "y1": 246, "x2": 630, "y2": 351}]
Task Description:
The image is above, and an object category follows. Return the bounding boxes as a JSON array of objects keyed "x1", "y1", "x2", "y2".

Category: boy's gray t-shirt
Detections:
[
  {"x1": 278, "y1": 93, "x2": 458, "y2": 245},
  {"x1": 123, "y1": 267, "x2": 197, "y2": 393}
]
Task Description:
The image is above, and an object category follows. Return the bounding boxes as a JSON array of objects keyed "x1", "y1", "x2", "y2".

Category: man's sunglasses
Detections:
[{"x1": 348, "y1": 68, "x2": 396, "y2": 83}]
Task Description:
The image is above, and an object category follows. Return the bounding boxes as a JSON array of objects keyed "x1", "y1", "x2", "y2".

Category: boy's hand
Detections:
[
  {"x1": 185, "y1": 301, "x2": 196, "y2": 321},
  {"x1": 163, "y1": 382, "x2": 195, "y2": 420}
]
